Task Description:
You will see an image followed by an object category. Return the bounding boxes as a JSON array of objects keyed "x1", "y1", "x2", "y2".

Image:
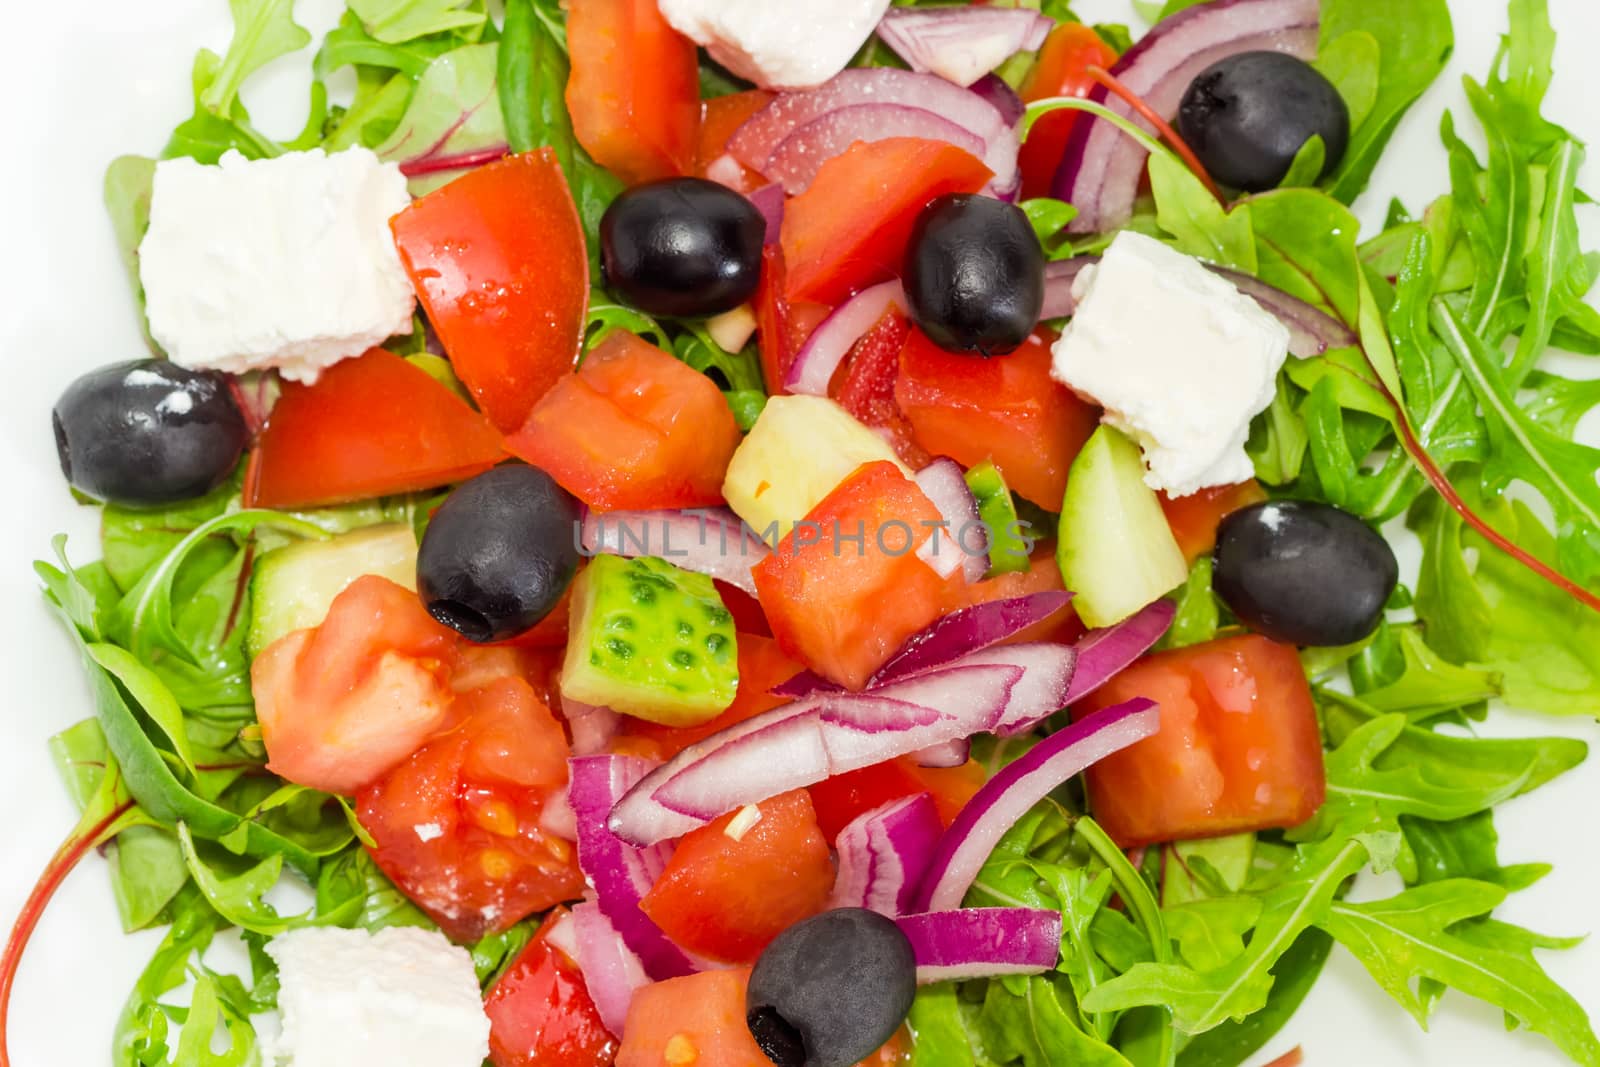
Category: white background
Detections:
[{"x1": 0, "y1": 0, "x2": 1596, "y2": 1064}]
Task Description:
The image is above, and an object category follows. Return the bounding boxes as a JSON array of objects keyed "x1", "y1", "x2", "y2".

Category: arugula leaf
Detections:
[
  {"x1": 1161, "y1": 559, "x2": 1221, "y2": 651},
  {"x1": 315, "y1": 848, "x2": 435, "y2": 932},
  {"x1": 1402, "y1": 810, "x2": 1550, "y2": 892},
  {"x1": 1172, "y1": 931, "x2": 1332, "y2": 1067},
  {"x1": 1021, "y1": 198, "x2": 1081, "y2": 261},
  {"x1": 1149, "y1": 152, "x2": 1254, "y2": 271},
  {"x1": 1347, "y1": 624, "x2": 1500, "y2": 720},
  {"x1": 349, "y1": 0, "x2": 487, "y2": 45},
  {"x1": 908, "y1": 985, "x2": 980, "y2": 1067},
  {"x1": 201, "y1": 0, "x2": 312, "y2": 115},
  {"x1": 974, "y1": 977, "x2": 1132, "y2": 1067}
]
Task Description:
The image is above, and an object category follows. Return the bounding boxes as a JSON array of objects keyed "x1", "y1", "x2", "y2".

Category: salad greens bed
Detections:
[{"x1": 10, "y1": 0, "x2": 1600, "y2": 1064}]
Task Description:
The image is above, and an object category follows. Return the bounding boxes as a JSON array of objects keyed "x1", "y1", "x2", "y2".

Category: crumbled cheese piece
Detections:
[
  {"x1": 140, "y1": 148, "x2": 416, "y2": 383},
  {"x1": 265, "y1": 926, "x2": 489, "y2": 1067},
  {"x1": 658, "y1": 0, "x2": 892, "y2": 89},
  {"x1": 1050, "y1": 232, "x2": 1290, "y2": 496},
  {"x1": 724, "y1": 804, "x2": 764, "y2": 841}
]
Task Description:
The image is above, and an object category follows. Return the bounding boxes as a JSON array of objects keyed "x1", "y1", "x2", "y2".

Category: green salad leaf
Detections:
[{"x1": 349, "y1": 0, "x2": 488, "y2": 45}]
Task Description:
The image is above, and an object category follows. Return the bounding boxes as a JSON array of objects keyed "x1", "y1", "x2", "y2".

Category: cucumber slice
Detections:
[
  {"x1": 1056, "y1": 426, "x2": 1187, "y2": 628},
  {"x1": 246, "y1": 524, "x2": 418, "y2": 658},
  {"x1": 964, "y1": 460, "x2": 1031, "y2": 576}
]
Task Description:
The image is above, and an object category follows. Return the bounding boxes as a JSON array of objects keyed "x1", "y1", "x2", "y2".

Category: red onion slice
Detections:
[
  {"x1": 771, "y1": 668, "x2": 843, "y2": 700},
  {"x1": 766, "y1": 105, "x2": 985, "y2": 195},
  {"x1": 831, "y1": 792, "x2": 944, "y2": 916},
  {"x1": 543, "y1": 909, "x2": 580, "y2": 963},
  {"x1": 785, "y1": 280, "x2": 906, "y2": 396},
  {"x1": 913, "y1": 739, "x2": 972, "y2": 768},
  {"x1": 1060, "y1": 600, "x2": 1177, "y2": 709},
  {"x1": 569, "y1": 755, "x2": 702, "y2": 979},
  {"x1": 873, "y1": 592, "x2": 1075, "y2": 684},
  {"x1": 561, "y1": 695, "x2": 622, "y2": 757},
  {"x1": 969, "y1": 74, "x2": 1025, "y2": 128},
  {"x1": 913, "y1": 458, "x2": 988, "y2": 583},
  {"x1": 876, "y1": 7, "x2": 1052, "y2": 88},
  {"x1": 582, "y1": 507, "x2": 770, "y2": 596},
  {"x1": 571, "y1": 899, "x2": 651, "y2": 1037},
  {"x1": 916, "y1": 698, "x2": 1160, "y2": 912},
  {"x1": 748, "y1": 184, "x2": 786, "y2": 246},
  {"x1": 942, "y1": 642, "x2": 1077, "y2": 735},
  {"x1": 1040, "y1": 255, "x2": 1100, "y2": 320},
  {"x1": 1053, "y1": 0, "x2": 1319, "y2": 233},
  {"x1": 897, "y1": 907, "x2": 1063, "y2": 983}
]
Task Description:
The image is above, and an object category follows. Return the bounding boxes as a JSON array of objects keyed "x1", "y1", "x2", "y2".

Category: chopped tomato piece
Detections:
[
  {"x1": 391, "y1": 150, "x2": 589, "y2": 433},
  {"x1": 808, "y1": 758, "x2": 987, "y2": 843},
  {"x1": 781, "y1": 138, "x2": 993, "y2": 305},
  {"x1": 639, "y1": 790, "x2": 834, "y2": 963},
  {"x1": 625, "y1": 634, "x2": 803, "y2": 757},
  {"x1": 896, "y1": 328, "x2": 1099, "y2": 509},
  {"x1": 567, "y1": 0, "x2": 700, "y2": 185},
  {"x1": 1160, "y1": 481, "x2": 1269, "y2": 562},
  {"x1": 857, "y1": 1030, "x2": 913, "y2": 1066},
  {"x1": 507, "y1": 330, "x2": 741, "y2": 510},
  {"x1": 696, "y1": 91, "x2": 775, "y2": 192},
  {"x1": 1019, "y1": 24, "x2": 1119, "y2": 200},
  {"x1": 753, "y1": 461, "x2": 956, "y2": 689},
  {"x1": 250, "y1": 349, "x2": 504, "y2": 509},
  {"x1": 954, "y1": 552, "x2": 1086, "y2": 647},
  {"x1": 716, "y1": 581, "x2": 772, "y2": 638},
  {"x1": 1074, "y1": 634, "x2": 1327, "y2": 848},
  {"x1": 486, "y1": 912, "x2": 618, "y2": 1067},
  {"x1": 617, "y1": 968, "x2": 768, "y2": 1067},
  {"x1": 834, "y1": 310, "x2": 929, "y2": 468},
  {"x1": 253, "y1": 575, "x2": 460, "y2": 796}
]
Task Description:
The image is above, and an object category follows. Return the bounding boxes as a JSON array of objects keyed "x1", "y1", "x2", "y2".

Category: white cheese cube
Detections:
[
  {"x1": 659, "y1": 0, "x2": 892, "y2": 89},
  {"x1": 140, "y1": 148, "x2": 416, "y2": 383},
  {"x1": 1050, "y1": 232, "x2": 1290, "y2": 497},
  {"x1": 265, "y1": 926, "x2": 490, "y2": 1067}
]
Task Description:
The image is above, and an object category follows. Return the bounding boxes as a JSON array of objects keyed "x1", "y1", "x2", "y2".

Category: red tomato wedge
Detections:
[
  {"x1": 507, "y1": 330, "x2": 741, "y2": 509},
  {"x1": 486, "y1": 914, "x2": 618, "y2": 1067},
  {"x1": 639, "y1": 790, "x2": 835, "y2": 964},
  {"x1": 753, "y1": 461, "x2": 956, "y2": 690},
  {"x1": 834, "y1": 310, "x2": 929, "y2": 469},
  {"x1": 1074, "y1": 634, "x2": 1327, "y2": 848},
  {"x1": 896, "y1": 328, "x2": 1099, "y2": 509},
  {"x1": 696, "y1": 91, "x2": 775, "y2": 192},
  {"x1": 781, "y1": 138, "x2": 993, "y2": 305},
  {"x1": 567, "y1": 0, "x2": 701, "y2": 186},
  {"x1": 391, "y1": 149, "x2": 589, "y2": 432},
  {"x1": 1018, "y1": 24, "x2": 1119, "y2": 201},
  {"x1": 250, "y1": 349, "x2": 503, "y2": 509},
  {"x1": 808, "y1": 758, "x2": 987, "y2": 843},
  {"x1": 1160, "y1": 481, "x2": 1269, "y2": 562},
  {"x1": 617, "y1": 968, "x2": 769, "y2": 1067}
]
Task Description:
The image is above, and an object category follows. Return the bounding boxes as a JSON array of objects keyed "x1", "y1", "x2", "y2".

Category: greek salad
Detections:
[{"x1": 6, "y1": 0, "x2": 1600, "y2": 1065}]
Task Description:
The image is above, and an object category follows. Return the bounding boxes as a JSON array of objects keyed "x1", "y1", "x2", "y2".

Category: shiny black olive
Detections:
[
  {"x1": 600, "y1": 177, "x2": 765, "y2": 317},
  {"x1": 416, "y1": 464, "x2": 581, "y2": 643},
  {"x1": 1213, "y1": 500, "x2": 1398, "y2": 647},
  {"x1": 904, "y1": 194, "x2": 1045, "y2": 356},
  {"x1": 52, "y1": 359, "x2": 248, "y2": 506},
  {"x1": 1177, "y1": 51, "x2": 1350, "y2": 193},
  {"x1": 747, "y1": 909, "x2": 917, "y2": 1067}
]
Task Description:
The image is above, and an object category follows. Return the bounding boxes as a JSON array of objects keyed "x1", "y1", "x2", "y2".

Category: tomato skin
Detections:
[
  {"x1": 250, "y1": 349, "x2": 504, "y2": 509},
  {"x1": 567, "y1": 0, "x2": 700, "y2": 185},
  {"x1": 391, "y1": 150, "x2": 589, "y2": 433},
  {"x1": 781, "y1": 138, "x2": 993, "y2": 305},
  {"x1": 953, "y1": 552, "x2": 1086, "y2": 647},
  {"x1": 833, "y1": 310, "x2": 929, "y2": 469},
  {"x1": 1075, "y1": 634, "x2": 1327, "y2": 847},
  {"x1": 895, "y1": 328, "x2": 1099, "y2": 510},
  {"x1": 617, "y1": 968, "x2": 769, "y2": 1067},
  {"x1": 753, "y1": 246, "x2": 830, "y2": 394},
  {"x1": 808, "y1": 758, "x2": 987, "y2": 843},
  {"x1": 486, "y1": 916, "x2": 618, "y2": 1067},
  {"x1": 1160, "y1": 481, "x2": 1269, "y2": 563},
  {"x1": 753, "y1": 461, "x2": 956, "y2": 690},
  {"x1": 625, "y1": 634, "x2": 802, "y2": 757},
  {"x1": 696, "y1": 91, "x2": 776, "y2": 192},
  {"x1": 506, "y1": 330, "x2": 741, "y2": 510},
  {"x1": 1018, "y1": 24, "x2": 1118, "y2": 200},
  {"x1": 639, "y1": 790, "x2": 835, "y2": 964}
]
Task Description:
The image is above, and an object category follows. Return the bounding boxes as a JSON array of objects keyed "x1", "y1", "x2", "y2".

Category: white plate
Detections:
[{"x1": 0, "y1": 1, "x2": 1596, "y2": 1064}]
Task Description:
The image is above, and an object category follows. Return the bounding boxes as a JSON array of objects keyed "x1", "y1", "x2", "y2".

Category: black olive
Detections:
[
  {"x1": 1177, "y1": 51, "x2": 1350, "y2": 192},
  {"x1": 416, "y1": 464, "x2": 581, "y2": 643},
  {"x1": 52, "y1": 359, "x2": 248, "y2": 506},
  {"x1": 904, "y1": 194, "x2": 1045, "y2": 356},
  {"x1": 600, "y1": 177, "x2": 765, "y2": 317},
  {"x1": 746, "y1": 909, "x2": 916, "y2": 1067},
  {"x1": 1213, "y1": 500, "x2": 1398, "y2": 647}
]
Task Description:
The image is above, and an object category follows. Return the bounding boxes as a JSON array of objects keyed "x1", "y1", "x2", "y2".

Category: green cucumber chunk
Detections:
[
  {"x1": 1056, "y1": 425, "x2": 1187, "y2": 628},
  {"x1": 246, "y1": 524, "x2": 418, "y2": 658},
  {"x1": 561, "y1": 555, "x2": 738, "y2": 726},
  {"x1": 964, "y1": 460, "x2": 1031, "y2": 576}
]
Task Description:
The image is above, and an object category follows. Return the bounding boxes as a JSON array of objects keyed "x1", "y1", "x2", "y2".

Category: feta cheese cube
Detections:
[
  {"x1": 658, "y1": 0, "x2": 892, "y2": 89},
  {"x1": 140, "y1": 148, "x2": 416, "y2": 383},
  {"x1": 1050, "y1": 232, "x2": 1290, "y2": 497},
  {"x1": 265, "y1": 926, "x2": 490, "y2": 1067}
]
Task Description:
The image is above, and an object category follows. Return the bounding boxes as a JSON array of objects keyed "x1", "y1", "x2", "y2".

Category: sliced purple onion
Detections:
[
  {"x1": 1053, "y1": 0, "x2": 1319, "y2": 233},
  {"x1": 747, "y1": 184, "x2": 786, "y2": 246},
  {"x1": 765, "y1": 105, "x2": 986, "y2": 195},
  {"x1": 571, "y1": 900, "x2": 651, "y2": 1037},
  {"x1": 872, "y1": 592, "x2": 1074, "y2": 685},
  {"x1": 1040, "y1": 255, "x2": 1100, "y2": 320},
  {"x1": 1209, "y1": 266, "x2": 1359, "y2": 356},
  {"x1": 913, "y1": 458, "x2": 987, "y2": 583},
  {"x1": 876, "y1": 7, "x2": 1052, "y2": 88},
  {"x1": 1061, "y1": 599, "x2": 1177, "y2": 708},
  {"x1": 897, "y1": 908, "x2": 1063, "y2": 983},
  {"x1": 785, "y1": 280, "x2": 906, "y2": 396},
  {"x1": 771, "y1": 668, "x2": 842, "y2": 700},
  {"x1": 543, "y1": 909, "x2": 580, "y2": 963},
  {"x1": 970, "y1": 74, "x2": 1025, "y2": 128},
  {"x1": 539, "y1": 786, "x2": 579, "y2": 840},
  {"x1": 569, "y1": 755, "x2": 701, "y2": 979},
  {"x1": 916, "y1": 698, "x2": 1160, "y2": 912},
  {"x1": 947, "y1": 642, "x2": 1077, "y2": 735},
  {"x1": 562, "y1": 696, "x2": 622, "y2": 757},
  {"x1": 914, "y1": 739, "x2": 972, "y2": 768},
  {"x1": 582, "y1": 507, "x2": 770, "y2": 596},
  {"x1": 831, "y1": 793, "x2": 944, "y2": 917}
]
